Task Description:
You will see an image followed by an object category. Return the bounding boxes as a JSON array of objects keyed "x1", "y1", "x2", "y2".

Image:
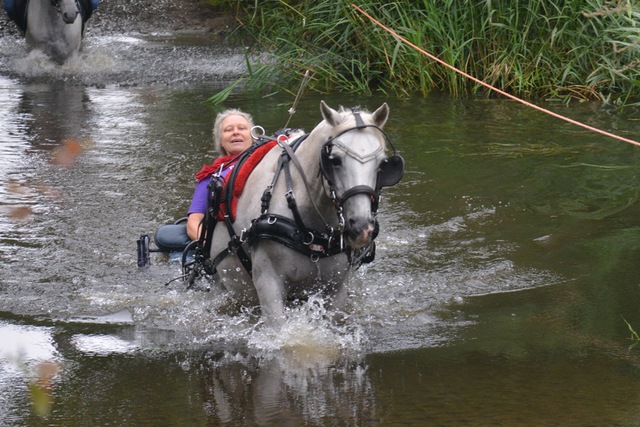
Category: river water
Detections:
[{"x1": 2, "y1": 21, "x2": 640, "y2": 427}]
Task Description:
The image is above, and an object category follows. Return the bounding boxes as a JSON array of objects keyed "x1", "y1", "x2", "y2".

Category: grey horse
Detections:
[
  {"x1": 25, "y1": 0, "x2": 83, "y2": 64},
  {"x1": 210, "y1": 101, "x2": 401, "y2": 325}
]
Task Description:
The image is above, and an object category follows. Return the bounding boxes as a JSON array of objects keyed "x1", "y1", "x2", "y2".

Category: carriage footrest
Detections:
[{"x1": 137, "y1": 234, "x2": 150, "y2": 268}]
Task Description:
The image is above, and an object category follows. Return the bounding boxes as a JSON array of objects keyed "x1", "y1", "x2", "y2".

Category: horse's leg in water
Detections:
[
  {"x1": 251, "y1": 246, "x2": 287, "y2": 325},
  {"x1": 250, "y1": 242, "x2": 351, "y2": 325}
]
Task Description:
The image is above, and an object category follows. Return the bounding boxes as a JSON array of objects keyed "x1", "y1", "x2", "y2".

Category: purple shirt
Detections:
[{"x1": 188, "y1": 165, "x2": 234, "y2": 215}]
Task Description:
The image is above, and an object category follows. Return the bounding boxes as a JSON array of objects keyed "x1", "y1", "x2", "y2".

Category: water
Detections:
[{"x1": 2, "y1": 18, "x2": 640, "y2": 426}]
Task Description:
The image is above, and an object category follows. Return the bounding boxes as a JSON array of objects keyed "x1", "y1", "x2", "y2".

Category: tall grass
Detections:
[{"x1": 204, "y1": 0, "x2": 640, "y2": 106}]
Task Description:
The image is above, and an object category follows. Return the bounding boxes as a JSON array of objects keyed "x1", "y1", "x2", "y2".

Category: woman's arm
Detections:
[{"x1": 186, "y1": 213, "x2": 204, "y2": 240}]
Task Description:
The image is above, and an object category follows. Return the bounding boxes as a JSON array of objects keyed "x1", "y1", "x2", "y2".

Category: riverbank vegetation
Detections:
[{"x1": 203, "y1": 0, "x2": 640, "y2": 106}]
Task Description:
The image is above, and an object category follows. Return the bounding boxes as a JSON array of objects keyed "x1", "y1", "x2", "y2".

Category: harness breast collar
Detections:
[{"x1": 184, "y1": 112, "x2": 404, "y2": 285}]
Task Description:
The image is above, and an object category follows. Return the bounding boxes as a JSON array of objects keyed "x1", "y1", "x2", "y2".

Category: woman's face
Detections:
[{"x1": 220, "y1": 114, "x2": 252, "y2": 156}]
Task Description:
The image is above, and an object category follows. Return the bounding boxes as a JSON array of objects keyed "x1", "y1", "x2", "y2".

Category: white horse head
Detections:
[
  {"x1": 56, "y1": 0, "x2": 80, "y2": 24},
  {"x1": 318, "y1": 101, "x2": 396, "y2": 248}
]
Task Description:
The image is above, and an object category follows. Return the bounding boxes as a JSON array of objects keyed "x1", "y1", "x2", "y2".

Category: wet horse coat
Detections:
[{"x1": 210, "y1": 101, "x2": 399, "y2": 324}]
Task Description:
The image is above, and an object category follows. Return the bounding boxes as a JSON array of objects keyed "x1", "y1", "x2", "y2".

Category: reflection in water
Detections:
[
  {"x1": 0, "y1": 322, "x2": 58, "y2": 363},
  {"x1": 201, "y1": 352, "x2": 376, "y2": 426},
  {"x1": 368, "y1": 347, "x2": 640, "y2": 426},
  {"x1": 0, "y1": 317, "x2": 376, "y2": 426},
  {"x1": 0, "y1": 321, "x2": 60, "y2": 422},
  {"x1": 0, "y1": 83, "x2": 92, "y2": 224},
  {"x1": 16, "y1": 83, "x2": 92, "y2": 149}
]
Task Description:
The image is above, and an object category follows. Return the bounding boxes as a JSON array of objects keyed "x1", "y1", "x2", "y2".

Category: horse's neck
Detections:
[
  {"x1": 31, "y1": 0, "x2": 53, "y2": 10},
  {"x1": 296, "y1": 130, "x2": 323, "y2": 176},
  {"x1": 29, "y1": 0, "x2": 56, "y2": 20},
  {"x1": 288, "y1": 129, "x2": 336, "y2": 226}
]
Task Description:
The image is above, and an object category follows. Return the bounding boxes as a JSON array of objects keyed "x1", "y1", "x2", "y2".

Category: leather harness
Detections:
[{"x1": 183, "y1": 114, "x2": 404, "y2": 286}]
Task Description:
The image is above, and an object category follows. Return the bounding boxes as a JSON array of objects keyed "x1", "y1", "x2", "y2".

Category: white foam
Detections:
[
  {"x1": 70, "y1": 334, "x2": 138, "y2": 356},
  {"x1": 0, "y1": 322, "x2": 57, "y2": 367}
]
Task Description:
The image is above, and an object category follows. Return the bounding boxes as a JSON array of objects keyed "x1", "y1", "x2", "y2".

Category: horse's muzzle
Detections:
[
  {"x1": 346, "y1": 217, "x2": 377, "y2": 248},
  {"x1": 62, "y1": 10, "x2": 78, "y2": 24}
]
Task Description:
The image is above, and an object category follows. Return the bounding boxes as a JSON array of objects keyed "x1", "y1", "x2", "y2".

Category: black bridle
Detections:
[{"x1": 319, "y1": 109, "x2": 405, "y2": 221}]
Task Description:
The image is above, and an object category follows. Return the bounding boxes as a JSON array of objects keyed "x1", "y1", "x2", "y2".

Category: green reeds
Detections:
[{"x1": 205, "y1": 0, "x2": 640, "y2": 106}]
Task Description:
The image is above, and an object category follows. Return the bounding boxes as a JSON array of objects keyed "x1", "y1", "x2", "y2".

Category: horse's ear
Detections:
[
  {"x1": 371, "y1": 103, "x2": 389, "y2": 128},
  {"x1": 320, "y1": 100, "x2": 343, "y2": 126}
]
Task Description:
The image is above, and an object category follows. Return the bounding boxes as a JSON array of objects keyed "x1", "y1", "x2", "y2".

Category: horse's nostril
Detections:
[
  {"x1": 347, "y1": 217, "x2": 374, "y2": 233},
  {"x1": 63, "y1": 11, "x2": 77, "y2": 23}
]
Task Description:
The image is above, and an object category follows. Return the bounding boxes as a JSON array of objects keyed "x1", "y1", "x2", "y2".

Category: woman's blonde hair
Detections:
[{"x1": 213, "y1": 109, "x2": 255, "y2": 155}]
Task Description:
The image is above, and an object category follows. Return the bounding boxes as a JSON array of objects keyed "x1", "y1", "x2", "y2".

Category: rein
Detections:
[
  {"x1": 181, "y1": 141, "x2": 268, "y2": 284},
  {"x1": 246, "y1": 131, "x2": 348, "y2": 263},
  {"x1": 272, "y1": 133, "x2": 332, "y2": 232}
]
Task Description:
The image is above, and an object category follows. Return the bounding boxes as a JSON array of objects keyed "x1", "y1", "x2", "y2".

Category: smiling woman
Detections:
[
  {"x1": 215, "y1": 109, "x2": 254, "y2": 156},
  {"x1": 187, "y1": 109, "x2": 255, "y2": 240}
]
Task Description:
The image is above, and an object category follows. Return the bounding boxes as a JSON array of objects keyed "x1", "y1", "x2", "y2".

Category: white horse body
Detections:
[
  {"x1": 210, "y1": 101, "x2": 391, "y2": 324},
  {"x1": 26, "y1": 0, "x2": 82, "y2": 64}
]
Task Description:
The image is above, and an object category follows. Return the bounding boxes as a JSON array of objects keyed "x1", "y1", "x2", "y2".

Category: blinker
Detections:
[
  {"x1": 319, "y1": 143, "x2": 335, "y2": 186},
  {"x1": 377, "y1": 155, "x2": 405, "y2": 188}
]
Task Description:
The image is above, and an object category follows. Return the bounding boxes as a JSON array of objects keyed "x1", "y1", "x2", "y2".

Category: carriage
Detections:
[{"x1": 138, "y1": 101, "x2": 404, "y2": 324}]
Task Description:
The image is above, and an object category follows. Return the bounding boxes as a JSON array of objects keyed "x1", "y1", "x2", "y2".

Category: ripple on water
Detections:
[{"x1": 347, "y1": 206, "x2": 565, "y2": 352}]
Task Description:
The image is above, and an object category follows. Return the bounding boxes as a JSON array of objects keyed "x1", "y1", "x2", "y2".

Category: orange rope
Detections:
[{"x1": 350, "y1": 3, "x2": 640, "y2": 148}]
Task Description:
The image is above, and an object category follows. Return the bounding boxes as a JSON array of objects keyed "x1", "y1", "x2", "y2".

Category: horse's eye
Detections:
[{"x1": 329, "y1": 155, "x2": 342, "y2": 167}]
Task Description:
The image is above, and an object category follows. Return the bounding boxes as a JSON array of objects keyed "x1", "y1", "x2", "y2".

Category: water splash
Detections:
[
  {"x1": 12, "y1": 48, "x2": 119, "y2": 78},
  {"x1": 246, "y1": 295, "x2": 363, "y2": 360},
  {"x1": 3, "y1": 33, "x2": 246, "y2": 86}
]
